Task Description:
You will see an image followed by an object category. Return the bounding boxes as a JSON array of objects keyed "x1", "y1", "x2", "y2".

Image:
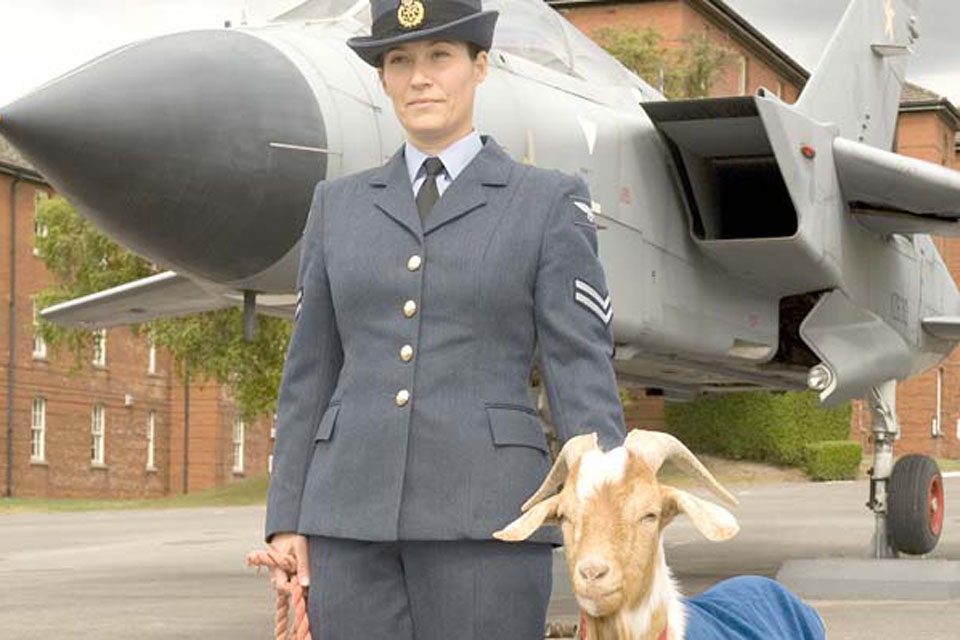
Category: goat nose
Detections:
[{"x1": 577, "y1": 560, "x2": 611, "y2": 582}]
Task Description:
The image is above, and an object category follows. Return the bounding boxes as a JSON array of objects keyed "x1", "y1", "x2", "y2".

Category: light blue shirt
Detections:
[{"x1": 405, "y1": 130, "x2": 483, "y2": 198}]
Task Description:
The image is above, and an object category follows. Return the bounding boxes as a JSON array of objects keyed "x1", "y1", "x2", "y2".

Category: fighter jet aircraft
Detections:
[{"x1": 2, "y1": 0, "x2": 959, "y2": 556}]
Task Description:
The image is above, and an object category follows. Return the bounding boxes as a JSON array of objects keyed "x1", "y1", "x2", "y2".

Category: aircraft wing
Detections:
[
  {"x1": 39, "y1": 271, "x2": 237, "y2": 329},
  {"x1": 834, "y1": 137, "x2": 960, "y2": 235}
]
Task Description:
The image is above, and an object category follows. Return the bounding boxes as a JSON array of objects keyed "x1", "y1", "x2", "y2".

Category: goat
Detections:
[{"x1": 493, "y1": 430, "x2": 825, "y2": 640}]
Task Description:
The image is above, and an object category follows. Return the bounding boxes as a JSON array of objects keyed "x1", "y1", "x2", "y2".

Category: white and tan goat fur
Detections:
[{"x1": 493, "y1": 430, "x2": 740, "y2": 640}]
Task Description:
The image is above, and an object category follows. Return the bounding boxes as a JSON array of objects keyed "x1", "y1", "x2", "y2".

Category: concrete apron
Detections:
[{"x1": 777, "y1": 558, "x2": 960, "y2": 600}]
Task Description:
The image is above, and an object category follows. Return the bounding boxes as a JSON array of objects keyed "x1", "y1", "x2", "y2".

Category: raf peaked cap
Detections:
[{"x1": 347, "y1": 0, "x2": 499, "y2": 67}]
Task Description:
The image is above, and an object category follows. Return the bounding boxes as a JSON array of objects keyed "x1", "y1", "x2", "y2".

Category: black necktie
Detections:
[{"x1": 416, "y1": 157, "x2": 445, "y2": 221}]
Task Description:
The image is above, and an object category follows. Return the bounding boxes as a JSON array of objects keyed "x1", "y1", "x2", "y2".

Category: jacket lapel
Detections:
[
  {"x1": 371, "y1": 147, "x2": 422, "y2": 239},
  {"x1": 423, "y1": 136, "x2": 512, "y2": 236},
  {"x1": 370, "y1": 136, "x2": 513, "y2": 239}
]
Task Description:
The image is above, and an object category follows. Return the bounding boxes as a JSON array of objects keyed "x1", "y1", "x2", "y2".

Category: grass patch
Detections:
[
  {"x1": 0, "y1": 474, "x2": 269, "y2": 514},
  {"x1": 856, "y1": 456, "x2": 960, "y2": 478},
  {"x1": 935, "y1": 458, "x2": 960, "y2": 473},
  {"x1": 659, "y1": 454, "x2": 807, "y2": 488}
]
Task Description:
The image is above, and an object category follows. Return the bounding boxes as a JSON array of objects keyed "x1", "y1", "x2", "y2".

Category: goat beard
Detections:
[{"x1": 574, "y1": 586, "x2": 624, "y2": 618}]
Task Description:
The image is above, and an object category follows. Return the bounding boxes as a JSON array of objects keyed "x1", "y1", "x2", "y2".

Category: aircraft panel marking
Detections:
[{"x1": 577, "y1": 115, "x2": 598, "y2": 155}]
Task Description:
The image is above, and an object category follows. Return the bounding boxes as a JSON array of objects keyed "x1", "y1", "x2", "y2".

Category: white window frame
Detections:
[
  {"x1": 33, "y1": 191, "x2": 48, "y2": 257},
  {"x1": 92, "y1": 329, "x2": 107, "y2": 367},
  {"x1": 32, "y1": 300, "x2": 47, "y2": 360},
  {"x1": 232, "y1": 415, "x2": 245, "y2": 473},
  {"x1": 738, "y1": 55, "x2": 748, "y2": 96},
  {"x1": 146, "y1": 411, "x2": 156, "y2": 470},
  {"x1": 148, "y1": 334, "x2": 157, "y2": 374},
  {"x1": 31, "y1": 397, "x2": 46, "y2": 462},
  {"x1": 91, "y1": 403, "x2": 105, "y2": 465}
]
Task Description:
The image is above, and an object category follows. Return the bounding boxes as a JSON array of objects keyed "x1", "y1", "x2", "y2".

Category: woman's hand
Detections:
[{"x1": 269, "y1": 532, "x2": 310, "y2": 594}]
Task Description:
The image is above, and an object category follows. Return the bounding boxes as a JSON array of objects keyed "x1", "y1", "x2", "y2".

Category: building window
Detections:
[
  {"x1": 146, "y1": 411, "x2": 156, "y2": 470},
  {"x1": 91, "y1": 403, "x2": 105, "y2": 465},
  {"x1": 232, "y1": 415, "x2": 245, "y2": 473},
  {"x1": 92, "y1": 329, "x2": 107, "y2": 367},
  {"x1": 738, "y1": 55, "x2": 748, "y2": 96},
  {"x1": 33, "y1": 191, "x2": 48, "y2": 257},
  {"x1": 148, "y1": 334, "x2": 157, "y2": 374},
  {"x1": 32, "y1": 300, "x2": 47, "y2": 360},
  {"x1": 30, "y1": 397, "x2": 46, "y2": 462}
]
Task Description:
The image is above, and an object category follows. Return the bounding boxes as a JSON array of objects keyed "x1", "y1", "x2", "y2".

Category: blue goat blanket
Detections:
[{"x1": 682, "y1": 576, "x2": 825, "y2": 639}]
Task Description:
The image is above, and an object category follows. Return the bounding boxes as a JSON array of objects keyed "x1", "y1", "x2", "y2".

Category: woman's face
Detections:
[{"x1": 378, "y1": 39, "x2": 488, "y2": 149}]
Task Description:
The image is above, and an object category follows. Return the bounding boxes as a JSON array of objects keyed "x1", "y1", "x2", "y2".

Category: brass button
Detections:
[
  {"x1": 400, "y1": 345, "x2": 414, "y2": 361},
  {"x1": 407, "y1": 255, "x2": 423, "y2": 271},
  {"x1": 403, "y1": 300, "x2": 418, "y2": 318},
  {"x1": 395, "y1": 389, "x2": 410, "y2": 406}
]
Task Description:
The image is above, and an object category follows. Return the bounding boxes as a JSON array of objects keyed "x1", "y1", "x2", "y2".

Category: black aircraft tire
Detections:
[{"x1": 887, "y1": 454, "x2": 944, "y2": 555}]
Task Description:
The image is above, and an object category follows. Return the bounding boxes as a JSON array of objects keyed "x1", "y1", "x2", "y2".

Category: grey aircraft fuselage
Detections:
[{"x1": 2, "y1": 0, "x2": 959, "y2": 407}]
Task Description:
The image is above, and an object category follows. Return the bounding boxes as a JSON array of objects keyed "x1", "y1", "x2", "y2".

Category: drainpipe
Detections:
[
  {"x1": 183, "y1": 359, "x2": 190, "y2": 494},
  {"x1": 5, "y1": 174, "x2": 21, "y2": 498}
]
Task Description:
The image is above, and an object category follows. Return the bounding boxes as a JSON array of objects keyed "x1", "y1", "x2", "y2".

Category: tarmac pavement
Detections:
[{"x1": 1, "y1": 476, "x2": 958, "y2": 638}]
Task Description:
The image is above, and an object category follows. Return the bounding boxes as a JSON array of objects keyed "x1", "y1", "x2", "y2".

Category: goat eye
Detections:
[{"x1": 641, "y1": 513, "x2": 658, "y2": 524}]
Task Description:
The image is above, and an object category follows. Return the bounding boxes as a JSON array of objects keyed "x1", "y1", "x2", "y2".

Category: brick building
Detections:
[
  {"x1": 549, "y1": 0, "x2": 960, "y2": 458},
  {"x1": 0, "y1": 137, "x2": 272, "y2": 499},
  {"x1": 548, "y1": 0, "x2": 807, "y2": 102}
]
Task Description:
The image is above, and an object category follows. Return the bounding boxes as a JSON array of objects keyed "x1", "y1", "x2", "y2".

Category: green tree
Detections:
[
  {"x1": 593, "y1": 24, "x2": 667, "y2": 91},
  {"x1": 594, "y1": 24, "x2": 735, "y2": 99},
  {"x1": 671, "y1": 31, "x2": 737, "y2": 99},
  {"x1": 34, "y1": 195, "x2": 291, "y2": 420}
]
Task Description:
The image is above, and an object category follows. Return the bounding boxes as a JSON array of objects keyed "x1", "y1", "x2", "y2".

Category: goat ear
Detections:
[
  {"x1": 492, "y1": 494, "x2": 561, "y2": 542},
  {"x1": 521, "y1": 432, "x2": 597, "y2": 512},
  {"x1": 660, "y1": 485, "x2": 739, "y2": 542}
]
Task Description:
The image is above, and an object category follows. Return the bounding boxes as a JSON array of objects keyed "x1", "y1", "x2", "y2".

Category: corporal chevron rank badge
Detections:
[{"x1": 574, "y1": 278, "x2": 612, "y2": 325}]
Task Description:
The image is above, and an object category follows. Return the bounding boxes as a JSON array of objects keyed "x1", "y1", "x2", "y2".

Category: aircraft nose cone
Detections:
[{"x1": 0, "y1": 29, "x2": 326, "y2": 282}]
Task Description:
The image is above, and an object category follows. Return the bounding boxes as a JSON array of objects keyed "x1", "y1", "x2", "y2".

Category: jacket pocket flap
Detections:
[
  {"x1": 314, "y1": 403, "x2": 341, "y2": 442},
  {"x1": 486, "y1": 405, "x2": 548, "y2": 452}
]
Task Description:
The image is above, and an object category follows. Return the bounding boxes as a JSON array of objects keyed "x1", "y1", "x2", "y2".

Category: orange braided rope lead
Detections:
[{"x1": 245, "y1": 545, "x2": 314, "y2": 640}]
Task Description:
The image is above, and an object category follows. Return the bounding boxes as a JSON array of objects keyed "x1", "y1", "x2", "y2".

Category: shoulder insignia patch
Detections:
[
  {"x1": 574, "y1": 278, "x2": 612, "y2": 325},
  {"x1": 572, "y1": 199, "x2": 596, "y2": 224}
]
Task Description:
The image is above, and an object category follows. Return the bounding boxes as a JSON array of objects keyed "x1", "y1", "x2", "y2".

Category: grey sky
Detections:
[
  {"x1": 0, "y1": 0, "x2": 957, "y2": 106},
  {"x1": 723, "y1": 0, "x2": 960, "y2": 104}
]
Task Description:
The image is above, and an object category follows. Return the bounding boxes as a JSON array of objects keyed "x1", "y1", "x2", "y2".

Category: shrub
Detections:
[
  {"x1": 802, "y1": 441, "x2": 862, "y2": 481},
  {"x1": 664, "y1": 391, "x2": 851, "y2": 466}
]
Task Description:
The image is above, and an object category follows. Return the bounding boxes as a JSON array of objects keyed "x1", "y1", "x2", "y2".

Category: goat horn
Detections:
[
  {"x1": 624, "y1": 430, "x2": 738, "y2": 507},
  {"x1": 520, "y1": 432, "x2": 598, "y2": 512}
]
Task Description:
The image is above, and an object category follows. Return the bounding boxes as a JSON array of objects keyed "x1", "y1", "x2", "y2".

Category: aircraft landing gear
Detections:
[
  {"x1": 887, "y1": 454, "x2": 944, "y2": 555},
  {"x1": 866, "y1": 380, "x2": 944, "y2": 557}
]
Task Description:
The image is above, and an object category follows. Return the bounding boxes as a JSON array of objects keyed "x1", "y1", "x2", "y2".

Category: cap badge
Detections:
[{"x1": 398, "y1": 0, "x2": 425, "y2": 29}]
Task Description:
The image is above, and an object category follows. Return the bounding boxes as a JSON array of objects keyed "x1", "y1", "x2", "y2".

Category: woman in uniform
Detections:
[{"x1": 265, "y1": 1, "x2": 626, "y2": 638}]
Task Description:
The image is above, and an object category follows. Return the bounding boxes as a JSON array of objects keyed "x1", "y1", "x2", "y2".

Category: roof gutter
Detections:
[
  {"x1": 899, "y1": 99, "x2": 960, "y2": 131},
  {"x1": 0, "y1": 161, "x2": 43, "y2": 183}
]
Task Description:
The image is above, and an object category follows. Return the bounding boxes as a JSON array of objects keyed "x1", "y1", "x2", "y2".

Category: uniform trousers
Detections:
[{"x1": 307, "y1": 535, "x2": 553, "y2": 640}]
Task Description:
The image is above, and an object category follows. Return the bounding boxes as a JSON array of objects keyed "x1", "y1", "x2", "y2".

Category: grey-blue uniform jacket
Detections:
[{"x1": 265, "y1": 135, "x2": 625, "y2": 545}]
